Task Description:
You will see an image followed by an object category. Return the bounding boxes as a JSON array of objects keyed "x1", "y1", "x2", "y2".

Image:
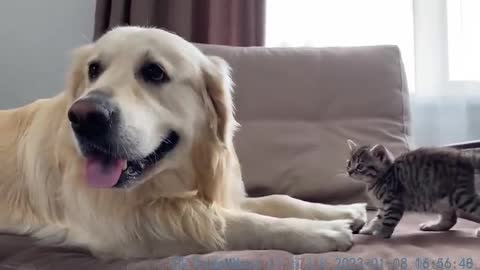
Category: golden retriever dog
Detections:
[{"x1": 0, "y1": 26, "x2": 367, "y2": 259}]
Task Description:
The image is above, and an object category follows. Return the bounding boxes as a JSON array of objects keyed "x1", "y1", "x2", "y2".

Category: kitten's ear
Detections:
[
  {"x1": 347, "y1": 139, "x2": 358, "y2": 151},
  {"x1": 370, "y1": 144, "x2": 393, "y2": 162}
]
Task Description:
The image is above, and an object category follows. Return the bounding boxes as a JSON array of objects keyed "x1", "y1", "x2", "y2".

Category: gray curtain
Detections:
[{"x1": 93, "y1": 0, "x2": 265, "y2": 46}]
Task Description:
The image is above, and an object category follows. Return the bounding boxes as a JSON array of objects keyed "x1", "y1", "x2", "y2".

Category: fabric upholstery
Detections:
[
  {"x1": 196, "y1": 44, "x2": 411, "y2": 205},
  {"x1": 2, "y1": 212, "x2": 479, "y2": 270}
]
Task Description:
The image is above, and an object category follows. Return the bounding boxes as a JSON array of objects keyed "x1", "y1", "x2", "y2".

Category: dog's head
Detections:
[{"x1": 65, "y1": 27, "x2": 236, "y2": 190}]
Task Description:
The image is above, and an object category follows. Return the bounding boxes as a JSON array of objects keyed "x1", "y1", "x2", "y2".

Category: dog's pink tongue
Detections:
[{"x1": 86, "y1": 158, "x2": 125, "y2": 188}]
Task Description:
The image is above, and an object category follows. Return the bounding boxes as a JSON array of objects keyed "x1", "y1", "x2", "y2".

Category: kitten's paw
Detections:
[
  {"x1": 419, "y1": 221, "x2": 453, "y2": 231},
  {"x1": 359, "y1": 227, "x2": 375, "y2": 235},
  {"x1": 373, "y1": 227, "x2": 394, "y2": 239}
]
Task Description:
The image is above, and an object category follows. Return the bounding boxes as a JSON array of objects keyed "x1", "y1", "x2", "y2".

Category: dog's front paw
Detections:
[
  {"x1": 324, "y1": 219, "x2": 354, "y2": 251},
  {"x1": 341, "y1": 203, "x2": 368, "y2": 233},
  {"x1": 294, "y1": 219, "x2": 354, "y2": 253}
]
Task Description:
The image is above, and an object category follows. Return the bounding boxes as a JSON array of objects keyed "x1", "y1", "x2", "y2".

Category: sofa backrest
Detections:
[{"x1": 197, "y1": 44, "x2": 411, "y2": 205}]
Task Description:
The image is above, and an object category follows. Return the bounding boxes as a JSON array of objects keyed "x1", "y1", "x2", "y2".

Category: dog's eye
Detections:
[
  {"x1": 356, "y1": 164, "x2": 365, "y2": 171},
  {"x1": 88, "y1": 61, "x2": 103, "y2": 81},
  {"x1": 139, "y1": 62, "x2": 169, "y2": 84}
]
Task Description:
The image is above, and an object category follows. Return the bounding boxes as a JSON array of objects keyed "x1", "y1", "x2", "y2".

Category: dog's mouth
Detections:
[{"x1": 83, "y1": 131, "x2": 180, "y2": 188}]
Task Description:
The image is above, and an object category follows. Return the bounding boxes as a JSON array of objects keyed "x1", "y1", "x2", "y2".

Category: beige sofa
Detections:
[{"x1": 1, "y1": 45, "x2": 479, "y2": 270}]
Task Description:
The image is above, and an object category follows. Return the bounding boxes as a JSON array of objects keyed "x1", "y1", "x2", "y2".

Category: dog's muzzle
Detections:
[
  {"x1": 67, "y1": 90, "x2": 180, "y2": 189},
  {"x1": 68, "y1": 90, "x2": 119, "y2": 141}
]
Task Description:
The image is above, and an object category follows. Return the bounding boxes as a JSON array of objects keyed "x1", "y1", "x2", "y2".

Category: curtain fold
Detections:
[{"x1": 93, "y1": 0, "x2": 265, "y2": 46}]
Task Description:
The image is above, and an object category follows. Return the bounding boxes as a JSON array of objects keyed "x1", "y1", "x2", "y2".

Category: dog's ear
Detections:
[
  {"x1": 201, "y1": 56, "x2": 238, "y2": 145},
  {"x1": 195, "y1": 56, "x2": 239, "y2": 204},
  {"x1": 66, "y1": 44, "x2": 93, "y2": 100}
]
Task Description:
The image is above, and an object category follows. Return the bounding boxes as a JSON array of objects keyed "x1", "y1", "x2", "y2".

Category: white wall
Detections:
[{"x1": 0, "y1": 0, "x2": 95, "y2": 109}]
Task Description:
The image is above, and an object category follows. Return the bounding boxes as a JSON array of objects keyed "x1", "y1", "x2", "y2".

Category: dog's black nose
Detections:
[{"x1": 68, "y1": 92, "x2": 118, "y2": 139}]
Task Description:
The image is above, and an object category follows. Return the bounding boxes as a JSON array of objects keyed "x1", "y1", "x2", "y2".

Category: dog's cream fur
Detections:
[{"x1": 0, "y1": 26, "x2": 367, "y2": 259}]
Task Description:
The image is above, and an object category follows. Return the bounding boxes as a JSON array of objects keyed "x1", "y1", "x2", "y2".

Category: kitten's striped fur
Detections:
[{"x1": 346, "y1": 140, "x2": 480, "y2": 238}]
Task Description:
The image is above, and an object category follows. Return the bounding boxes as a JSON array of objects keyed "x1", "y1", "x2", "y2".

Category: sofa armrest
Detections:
[{"x1": 444, "y1": 140, "x2": 480, "y2": 150}]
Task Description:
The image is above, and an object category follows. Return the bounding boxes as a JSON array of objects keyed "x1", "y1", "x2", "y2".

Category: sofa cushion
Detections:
[
  {"x1": 196, "y1": 44, "x2": 411, "y2": 205},
  {"x1": 2, "y1": 212, "x2": 479, "y2": 269}
]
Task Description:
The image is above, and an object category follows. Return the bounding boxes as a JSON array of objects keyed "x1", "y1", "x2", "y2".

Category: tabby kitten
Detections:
[{"x1": 345, "y1": 140, "x2": 480, "y2": 238}]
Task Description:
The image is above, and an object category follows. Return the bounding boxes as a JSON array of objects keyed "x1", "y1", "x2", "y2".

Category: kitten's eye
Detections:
[
  {"x1": 88, "y1": 61, "x2": 103, "y2": 81},
  {"x1": 356, "y1": 164, "x2": 365, "y2": 171},
  {"x1": 139, "y1": 62, "x2": 169, "y2": 84}
]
